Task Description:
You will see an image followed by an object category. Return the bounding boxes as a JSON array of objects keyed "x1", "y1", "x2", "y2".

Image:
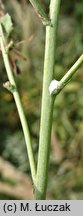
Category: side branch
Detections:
[
  {"x1": 35, "y1": 0, "x2": 61, "y2": 199},
  {"x1": 28, "y1": 0, "x2": 51, "y2": 25},
  {"x1": 59, "y1": 54, "x2": 83, "y2": 91},
  {"x1": 0, "y1": 24, "x2": 36, "y2": 185},
  {"x1": 49, "y1": 54, "x2": 83, "y2": 95}
]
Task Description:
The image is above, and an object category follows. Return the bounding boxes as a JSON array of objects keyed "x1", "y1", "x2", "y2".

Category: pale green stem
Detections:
[
  {"x1": 0, "y1": 24, "x2": 36, "y2": 185},
  {"x1": 28, "y1": 0, "x2": 51, "y2": 25},
  {"x1": 35, "y1": 0, "x2": 61, "y2": 199},
  {"x1": 50, "y1": 54, "x2": 83, "y2": 95},
  {"x1": 58, "y1": 54, "x2": 83, "y2": 92}
]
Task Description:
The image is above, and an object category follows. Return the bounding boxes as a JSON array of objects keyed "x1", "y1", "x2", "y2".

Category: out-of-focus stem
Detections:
[{"x1": 0, "y1": 24, "x2": 36, "y2": 185}]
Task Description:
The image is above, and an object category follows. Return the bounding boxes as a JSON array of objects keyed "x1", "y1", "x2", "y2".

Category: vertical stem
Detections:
[{"x1": 35, "y1": 0, "x2": 61, "y2": 199}]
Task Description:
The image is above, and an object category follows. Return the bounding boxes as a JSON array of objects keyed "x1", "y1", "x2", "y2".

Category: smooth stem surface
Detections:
[
  {"x1": 0, "y1": 24, "x2": 36, "y2": 185},
  {"x1": 50, "y1": 54, "x2": 83, "y2": 96},
  {"x1": 35, "y1": 0, "x2": 61, "y2": 199},
  {"x1": 28, "y1": 0, "x2": 51, "y2": 25},
  {"x1": 58, "y1": 54, "x2": 83, "y2": 92}
]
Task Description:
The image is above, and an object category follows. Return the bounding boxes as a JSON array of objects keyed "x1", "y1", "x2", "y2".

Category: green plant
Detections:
[{"x1": 0, "y1": 1, "x2": 83, "y2": 200}]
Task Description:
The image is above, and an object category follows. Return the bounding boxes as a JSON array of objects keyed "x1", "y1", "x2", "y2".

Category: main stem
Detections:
[
  {"x1": 58, "y1": 54, "x2": 83, "y2": 91},
  {"x1": 35, "y1": 0, "x2": 61, "y2": 199}
]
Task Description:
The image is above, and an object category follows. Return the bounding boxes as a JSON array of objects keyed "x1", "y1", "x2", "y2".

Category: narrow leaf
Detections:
[{"x1": 0, "y1": 13, "x2": 13, "y2": 36}]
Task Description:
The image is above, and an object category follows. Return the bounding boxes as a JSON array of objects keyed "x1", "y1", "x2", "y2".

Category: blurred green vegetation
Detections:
[{"x1": 0, "y1": 0, "x2": 83, "y2": 199}]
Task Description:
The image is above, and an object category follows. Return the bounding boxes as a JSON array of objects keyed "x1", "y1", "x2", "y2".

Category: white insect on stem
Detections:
[{"x1": 49, "y1": 79, "x2": 59, "y2": 95}]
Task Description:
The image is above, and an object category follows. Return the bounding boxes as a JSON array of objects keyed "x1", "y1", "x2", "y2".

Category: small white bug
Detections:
[{"x1": 49, "y1": 79, "x2": 59, "y2": 95}]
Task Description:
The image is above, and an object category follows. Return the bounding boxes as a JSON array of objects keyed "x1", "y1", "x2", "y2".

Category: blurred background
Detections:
[{"x1": 0, "y1": 0, "x2": 83, "y2": 199}]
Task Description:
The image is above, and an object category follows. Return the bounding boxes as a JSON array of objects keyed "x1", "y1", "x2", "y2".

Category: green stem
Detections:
[
  {"x1": 58, "y1": 54, "x2": 83, "y2": 92},
  {"x1": 28, "y1": 0, "x2": 51, "y2": 25},
  {"x1": 49, "y1": 54, "x2": 83, "y2": 95},
  {"x1": 0, "y1": 24, "x2": 36, "y2": 185},
  {"x1": 35, "y1": 0, "x2": 61, "y2": 199}
]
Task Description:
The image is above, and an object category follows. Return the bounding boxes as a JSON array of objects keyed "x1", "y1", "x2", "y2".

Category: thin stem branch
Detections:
[
  {"x1": 35, "y1": 0, "x2": 61, "y2": 199},
  {"x1": 49, "y1": 54, "x2": 83, "y2": 95},
  {"x1": 0, "y1": 24, "x2": 36, "y2": 185},
  {"x1": 58, "y1": 54, "x2": 83, "y2": 92},
  {"x1": 28, "y1": 0, "x2": 51, "y2": 25}
]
